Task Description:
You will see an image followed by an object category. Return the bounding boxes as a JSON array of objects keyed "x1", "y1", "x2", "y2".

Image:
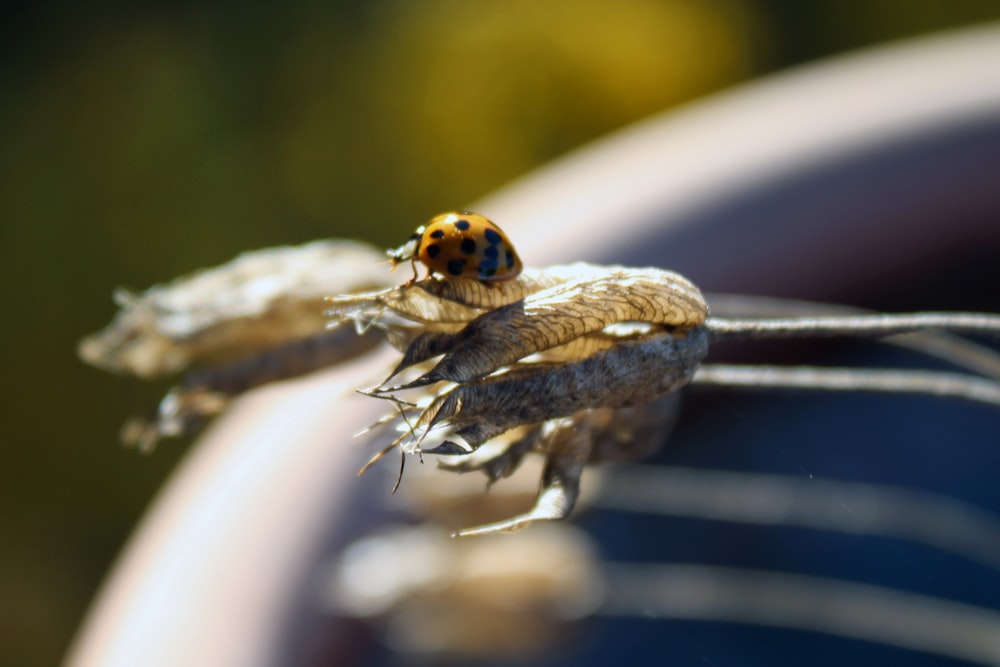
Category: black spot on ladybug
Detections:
[
  {"x1": 426, "y1": 244, "x2": 441, "y2": 259},
  {"x1": 505, "y1": 250, "x2": 515, "y2": 268},
  {"x1": 483, "y1": 245, "x2": 499, "y2": 260},
  {"x1": 454, "y1": 219, "x2": 471, "y2": 231},
  {"x1": 429, "y1": 229, "x2": 445, "y2": 239},
  {"x1": 479, "y1": 263, "x2": 497, "y2": 278},
  {"x1": 447, "y1": 259, "x2": 466, "y2": 276},
  {"x1": 484, "y1": 228, "x2": 502, "y2": 245},
  {"x1": 460, "y1": 238, "x2": 477, "y2": 254}
]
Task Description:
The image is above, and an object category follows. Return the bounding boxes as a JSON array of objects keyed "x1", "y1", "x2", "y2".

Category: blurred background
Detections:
[{"x1": 2, "y1": 2, "x2": 1000, "y2": 665}]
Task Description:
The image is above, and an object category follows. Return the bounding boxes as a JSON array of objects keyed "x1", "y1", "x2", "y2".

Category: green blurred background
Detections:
[{"x1": 1, "y1": 2, "x2": 998, "y2": 665}]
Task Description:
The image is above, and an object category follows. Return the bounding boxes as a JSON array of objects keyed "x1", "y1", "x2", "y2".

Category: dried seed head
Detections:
[
  {"x1": 81, "y1": 240, "x2": 391, "y2": 379},
  {"x1": 336, "y1": 263, "x2": 710, "y2": 535},
  {"x1": 79, "y1": 240, "x2": 393, "y2": 449}
]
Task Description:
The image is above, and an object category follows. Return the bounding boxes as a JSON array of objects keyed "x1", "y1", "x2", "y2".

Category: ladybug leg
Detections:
[{"x1": 403, "y1": 257, "x2": 419, "y2": 288}]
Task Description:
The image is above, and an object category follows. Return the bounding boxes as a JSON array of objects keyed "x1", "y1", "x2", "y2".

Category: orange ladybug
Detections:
[{"x1": 388, "y1": 211, "x2": 523, "y2": 285}]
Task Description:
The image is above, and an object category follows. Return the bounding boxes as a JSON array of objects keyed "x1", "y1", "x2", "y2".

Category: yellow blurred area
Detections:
[
  {"x1": 283, "y1": 0, "x2": 757, "y2": 214},
  {"x1": 272, "y1": 0, "x2": 760, "y2": 228},
  {"x1": 1, "y1": 1, "x2": 999, "y2": 665}
]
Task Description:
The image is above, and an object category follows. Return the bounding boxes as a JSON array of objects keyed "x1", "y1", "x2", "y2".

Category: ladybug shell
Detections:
[{"x1": 404, "y1": 212, "x2": 522, "y2": 282}]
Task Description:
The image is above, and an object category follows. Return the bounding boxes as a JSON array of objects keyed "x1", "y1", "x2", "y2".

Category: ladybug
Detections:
[{"x1": 387, "y1": 211, "x2": 523, "y2": 285}]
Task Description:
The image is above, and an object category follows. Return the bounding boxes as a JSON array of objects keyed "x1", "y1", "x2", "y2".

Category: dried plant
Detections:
[
  {"x1": 330, "y1": 263, "x2": 1000, "y2": 536},
  {"x1": 78, "y1": 240, "x2": 392, "y2": 450},
  {"x1": 77, "y1": 240, "x2": 1000, "y2": 659}
]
